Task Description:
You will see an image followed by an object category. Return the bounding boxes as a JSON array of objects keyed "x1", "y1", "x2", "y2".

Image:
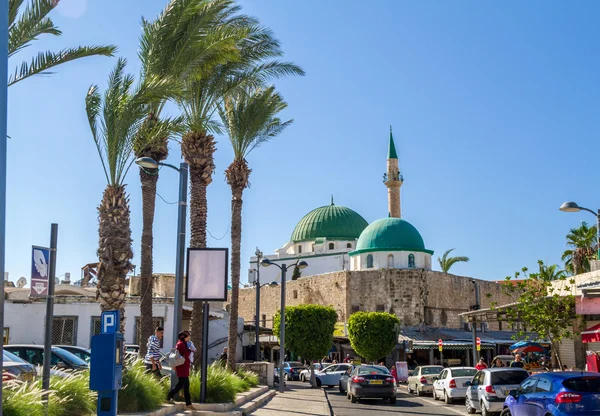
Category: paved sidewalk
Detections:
[{"x1": 249, "y1": 382, "x2": 331, "y2": 416}]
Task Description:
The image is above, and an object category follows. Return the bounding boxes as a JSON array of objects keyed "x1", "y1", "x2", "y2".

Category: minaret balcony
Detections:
[{"x1": 383, "y1": 172, "x2": 404, "y2": 183}]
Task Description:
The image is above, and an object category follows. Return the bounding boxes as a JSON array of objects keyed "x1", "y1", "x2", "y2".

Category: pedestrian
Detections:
[
  {"x1": 167, "y1": 331, "x2": 192, "y2": 409},
  {"x1": 510, "y1": 354, "x2": 525, "y2": 368},
  {"x1": 332, "y1": 359, "x2": 338, "y2": 364},
  {"x1": 343, "y1": 354, "x2": 351, "y2": 363},
  {"x1": 219, "y1": 347, "x2": 228, "y2": 365},
  {"x1": 475, "y1": 358, "x2": 488, "y2": 370},
  {"x1": 390, "y1": 365, "x2": 398, "y2": 383},
  {"x1": 144, "y1": 326, "x2": 164, "y2": 378},
  {"x1": 491, "y1": 357, "x2": 504, "y2": 368}
]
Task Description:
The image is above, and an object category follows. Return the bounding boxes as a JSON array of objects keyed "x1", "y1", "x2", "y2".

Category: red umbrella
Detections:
[
  {"x1": 582, "y1": 323, "x2": 600, "y2": 343},
  {"x1": 513, "y1": 345, "x2": 545, "y2": 354}
]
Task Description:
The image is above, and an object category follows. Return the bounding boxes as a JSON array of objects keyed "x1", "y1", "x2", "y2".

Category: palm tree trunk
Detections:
[
  {"x1": 139, "y1": 168, "x2": 158, "y2": 357},
  {"x1": 97, "y1": 184, "x2": 133, "y2": 333}
]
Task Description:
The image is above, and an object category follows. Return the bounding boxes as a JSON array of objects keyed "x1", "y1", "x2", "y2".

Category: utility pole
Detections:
[
  {"x1": 254, "y1": 248, "x2": 262, "y2": 361},
  {"x1": 0, "y1": 2, "x2": 8, "y2": 413},
  {"x1": 471, "y1": 280, "x2": 480, "y2": 366}
]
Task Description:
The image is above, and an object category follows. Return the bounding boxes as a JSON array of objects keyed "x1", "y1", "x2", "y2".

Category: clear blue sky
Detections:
[{"x1": 6, "y1": 0, "x2": 600, "y2": 285}]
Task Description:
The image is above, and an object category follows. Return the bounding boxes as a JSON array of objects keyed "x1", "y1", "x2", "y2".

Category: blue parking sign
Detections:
[{"x1": 101, "y1": 310, "x2": 120, "y2": 334}]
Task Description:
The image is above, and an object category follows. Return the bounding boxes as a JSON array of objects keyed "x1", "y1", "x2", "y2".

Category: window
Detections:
[
  {"x1": 3, "y1": 327, "x2": 8, "y2": 345},
  {"x1": 562, "y1": 376, "x2": 600, "y2": 392},
  {"x1": 366, "y1": 254, "x2": 373, "y2": 269},
  {"x1": 90, "y1": 316, "x2": 101, "y2": 342},
  {"x1": 347, "y1": 243, "x2": 352, "y2": 249},
  {"x1": 536, "y1": 377, "x2": 552, "y2": 393},
  {"x1": 293, "y1": 290, "x2": 298, "y2": 299},
  {"x1": 387, "y1": 254, "x2": 394, "y2": 268},
  {"x1": 517, "y1": 377, "x2": 537, "y2": 394},
  {"x1": 408, "y1": 254, "x2": 415, "y2": 268},
  {"x1": 298, "y1": 245, "x2": 302, "y2": 253},
  {"x1": 52, "y1": 316, "x2": 78, "y2": 345},
  {"x1": 492, "y1": 371, "x2": 529, "y2": 386},
  {"x1": 376, "y1": 304, "x2": 385, "y2": 312},
  {"x1": 328, "y1": 243, "x2": 334, "y2": 250},
  {"x1": 135, "y1": 317, "x2": 164, "y2": 347}
]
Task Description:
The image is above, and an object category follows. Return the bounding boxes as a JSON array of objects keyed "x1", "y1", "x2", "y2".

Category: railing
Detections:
[{"x1": 383, "y1": 172, "x2": 404, "y2": 182}]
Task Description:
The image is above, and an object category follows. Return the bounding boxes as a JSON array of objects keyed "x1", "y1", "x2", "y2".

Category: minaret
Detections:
[{"x1": 384, "y1": 126, "x2": 403, "y2": 218}]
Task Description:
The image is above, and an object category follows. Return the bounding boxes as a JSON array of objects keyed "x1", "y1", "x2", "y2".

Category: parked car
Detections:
[
  {"x1": 283, "y1": 361, "x2": 305, "y2": 381},
  {"x1": 433, "y1": 366, "x2": 477, "y2": 403},
  {"x1": 5, "y1": 345, "x2": 88, "y2": 371},
  {"x1": 346, "y1": 365, "x2": 397, "y2": 404},
  {"x1": 56, "y1": 345, "x2": 91, "y2": 363},
  {"x1": 465, "y1": 368, "x2": 529, "y2": 416},
  {"x1": 407, "y1": 365, "x2": 444, "y2": 396},
  {"x1": 315, "y1": 363, "x2": 352, "y2": 388},
  {"x1": 300, "y1": 363, "x2": 323, "y2": 382},
  {"x1": 501, "y1": 371, "x2": 600, "y2": 416},
  {"x1": 338, "y1": 366, "x2": 354, "y2": 393},
  {"x1": 3, "y1": 350, "x2": 36, "y2": 382}
]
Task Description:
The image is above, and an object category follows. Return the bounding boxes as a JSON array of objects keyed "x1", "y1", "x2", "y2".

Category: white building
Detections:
[{"x1": 249, "y1": 128, "x2": 433, "y2": 283}]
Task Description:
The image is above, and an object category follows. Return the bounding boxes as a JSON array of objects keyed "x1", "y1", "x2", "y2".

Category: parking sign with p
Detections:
[{"x1": 101, "y1": 310, "x2": 119, "y2": 334}]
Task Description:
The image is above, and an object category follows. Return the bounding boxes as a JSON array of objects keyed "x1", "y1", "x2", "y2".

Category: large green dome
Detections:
[
  {"x1": 290, "y1": 204, "x2": 368, "y2": 242},
  {"x1": 353, "y1": 217, "x2": 433, "y2": 254}
]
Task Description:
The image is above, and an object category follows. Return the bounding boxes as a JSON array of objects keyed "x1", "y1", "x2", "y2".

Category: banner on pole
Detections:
[
  {"x1": 30, "y1": 246, "x2": 50, "y2": 297},
  {"x1": 185, "y1": 248, "x2": 229, "y2": 301}
]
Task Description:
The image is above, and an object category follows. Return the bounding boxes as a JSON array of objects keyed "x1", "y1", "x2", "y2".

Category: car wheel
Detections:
[
  {"x1": 407, "y1": 384, "x2": 413, "y2": 394},
  {"x1": 481, "y1": 401, "x2": 491, "y2": 416},
  {"x1": 432, "y1": 388, "x2": 438, "y2": 400},
  {"x1": 444, "y1": 390, "x2": 453, "y2": 404},
  {"x1": 389, "y1": 396, "x2": 397, "y2": 404},
  {"x1": 339, "y1": 383, "x2": 344, "y2": 394},
  {"x1": 347, "y1": 391, "x2": 351, "y2": 400},
  {"x1": 465, "y1": 396, "x2": 476, "y2": 414},
  {"x1": 351, "y1": 394, "x2": 357, "y2": 403},
  {"x1": 300, "y1": 374, "x2": 304, "y2": 382},
  {"x1": 500, "y1": 409, "x2": 512, "y2": 416},
  {"x1": 417, "y1": 387, "x2": 424, "y2": 396},
  {"x1": 316, "y1": 378, "x2": 322, "y2": 388}
]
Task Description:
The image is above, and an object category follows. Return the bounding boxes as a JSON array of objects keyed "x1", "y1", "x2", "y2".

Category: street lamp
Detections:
[
  {"x1": 254, "y1": 248, "x2": 263, "y2": 362},
  {"x1": 135, "y1": 157, "x2": 188, "y2": 389},
  {"x1": 559, "y1": 201, "x2": 600, "y2": 259},
  {"x1": 259, "y1": 258, "x2": 308, "y2": 393}
]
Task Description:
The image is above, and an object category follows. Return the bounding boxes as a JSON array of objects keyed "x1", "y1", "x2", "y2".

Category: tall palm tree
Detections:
[
  {"x1": 9, "y1": 0, "x2": 116, "y2": 86},
  {"x1": 218, "y1": 86, "x2": 292, "y2": 370},
  {"x1": 178, "y1": 19, "x2": 303, "y2": 366},
  {"x1": 134, "y1": 0, "x2": 244, "y2": 356},
  {"x1": 562, "y1": 222, "x2": 597, "y2": 275},
  {"x1": 538, "y1": 262, "x2": 566, "y2": 281},
  {"x1": 437, "y1": 248, "x2": 470, "y2": 273},
  {"x1": 85, "y1": 58, "x2": 174, "y2": 331}
]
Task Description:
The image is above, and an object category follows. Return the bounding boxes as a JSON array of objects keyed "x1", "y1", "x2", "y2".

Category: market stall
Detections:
[
  {"x1": 582, "y1": 323, "x2": 600, "y2": 372},
  {"x1": 509, "y1": 341, "x2": 550, "y2": 372}
]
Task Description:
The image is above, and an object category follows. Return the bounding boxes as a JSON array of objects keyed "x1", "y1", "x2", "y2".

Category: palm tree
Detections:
[
  {"x1": 178, "y1": 19, "x2": 303, "y2": 367},
  {"x1": 218, "y1": 86, "x2": 292, "y2": 370},
  {"x1": 9, "y1": 0, "x2": 116, "y2": 86},
  {"x1": 85, "y1": 58, "x2": 174, "y2": 331},
  {"x1": 437, "y1": 248, "x2": 470, "y2": 273},
  {"x1": 133, "y1": 0, "x2": 244, "y2": 356},
  {"x1": 561, "y1": 222, "x2": 597, "y2": 275},
  {"x1": 538, "y1": 262, "x2": 566, "y2": 281}
]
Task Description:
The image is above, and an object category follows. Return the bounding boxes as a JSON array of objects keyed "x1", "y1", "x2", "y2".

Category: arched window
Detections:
[
  {"x1": 346, "y1": 243, "x2": 352, "y2": 249},
  {"x1": 366, "y1": 254, "x2": 374, "y2": 269},
  {"x1": 408, "y1": 253, "x2": 415, "y2": 268},
  {"x1": 328, "y1": 243, "x2": 334, "y2": 250},
  {"x1": 297, "y1": 245, "x2": 302, "y2": 254},
  {"x1": 387, "y1": 254, "x2": 394, "y2": 268}
]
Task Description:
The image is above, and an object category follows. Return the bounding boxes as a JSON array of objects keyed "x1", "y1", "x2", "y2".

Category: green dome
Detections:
[
  {"x1": 291, "y1": 204, "x2": 368, "y2": 242},
  {"x1": 353, "y1": 218, "x2": 433, "y2": 254}
]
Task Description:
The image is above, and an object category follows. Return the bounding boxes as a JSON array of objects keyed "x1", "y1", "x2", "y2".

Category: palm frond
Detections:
[
  {"x1": 437, "y1": 248, "x2": 469, "y2": 273},
  {"x1": 9, "y1": 45, "x2": 117, "y2": 86},
  {"x1": 9, "y1": 0, "x2": 58, "y2": 56}
]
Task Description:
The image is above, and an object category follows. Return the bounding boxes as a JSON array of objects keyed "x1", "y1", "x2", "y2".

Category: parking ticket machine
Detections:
[{"x1": 90, "y1": 310, "x2": 124, "y2": 416}]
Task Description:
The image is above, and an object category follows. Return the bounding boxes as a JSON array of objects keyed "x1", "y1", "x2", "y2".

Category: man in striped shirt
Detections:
[{"x1": 144, "y1": 326, "x2": 164, "y2": 378}]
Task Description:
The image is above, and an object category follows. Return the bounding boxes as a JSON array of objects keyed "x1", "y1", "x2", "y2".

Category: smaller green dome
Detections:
[
  {"x1": 291, "y1": 203, "x2": 368, "y2": 242},
  {"x1": 352, "y1": 218, "x2": 433, "y2": 254}
]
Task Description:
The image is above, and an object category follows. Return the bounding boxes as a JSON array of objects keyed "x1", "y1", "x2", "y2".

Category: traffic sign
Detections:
[
  {"x1": 101, "y1": 311, "x2": 120, "y2": 334},
  {"x1": 476, "y1": 337, "x2": 481, "y2": 351},
  {"x1": 438, "y1": 339, "x2": 443, "y2": 352},
  {"x1": 30, "y1": 246, "x2": 50, "y2": 298}
]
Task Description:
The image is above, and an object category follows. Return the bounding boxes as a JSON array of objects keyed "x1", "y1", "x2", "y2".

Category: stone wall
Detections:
[{"x1": 231, "y1": 269, "x2": 515, "y2": 331}]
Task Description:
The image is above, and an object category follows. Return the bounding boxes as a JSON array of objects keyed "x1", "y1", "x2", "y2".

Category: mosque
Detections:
[{"x1": 248, "y1": 129, "x2": 434, "y2": 284}]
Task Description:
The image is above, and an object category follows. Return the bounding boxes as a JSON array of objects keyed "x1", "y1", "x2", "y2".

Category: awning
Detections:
[{"x1": 582, "y1": 323, "x2": 600, "y2": 343}]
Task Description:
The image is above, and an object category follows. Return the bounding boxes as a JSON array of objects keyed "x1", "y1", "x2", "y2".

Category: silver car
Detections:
[
  {"x1": 407, "y1": 365, "x2": 444, "y2": 396},
  {"x1": 432, "y1": 366, "x2": 477, "y2": 403},
  {"x1": 465, "y1": 368, "x2": 529, "y2": 416}
]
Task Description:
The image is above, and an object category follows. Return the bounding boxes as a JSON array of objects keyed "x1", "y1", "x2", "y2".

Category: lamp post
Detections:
[
  {"x1": 260, "y1": 258, "x2": 308, "y2": 393},
  {"x1": 135, "y1": 157, "x2": 188, "y2": 389},
  {"x1": 559, "y1": 201, "x2": 600, "y2": 260},
  {"x1": 254, "y1": 248, "x2": 263, "y2": 361}
]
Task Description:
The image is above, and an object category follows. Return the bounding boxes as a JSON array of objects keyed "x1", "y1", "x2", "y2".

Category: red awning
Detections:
[{"x1": 582, "y1": 323, "x2": 600, "y2": 343}]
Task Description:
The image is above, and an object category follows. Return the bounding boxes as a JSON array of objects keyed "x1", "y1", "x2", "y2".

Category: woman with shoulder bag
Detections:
[{"x1": 167, "y1": 331, "x2": 193, "y2": 408}]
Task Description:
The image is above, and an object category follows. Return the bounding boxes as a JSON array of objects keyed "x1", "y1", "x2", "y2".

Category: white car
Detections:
[
  {"x1": 300, "y1": 363, "x2": 324, "y2": 382},
  {"x1": 432, "y1": 366, "x2": 477, "y2": 403},
  {"x1": 315, "y1": 363, "x2": 352, "y2": 388},
  {"x1": 465, "y1": 368, "x2": 529, "y2": 416}
]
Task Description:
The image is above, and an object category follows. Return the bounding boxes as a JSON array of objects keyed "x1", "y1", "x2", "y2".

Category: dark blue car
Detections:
[{"x1": 501, "y1": 371, "x2": 600, "y2": 416}]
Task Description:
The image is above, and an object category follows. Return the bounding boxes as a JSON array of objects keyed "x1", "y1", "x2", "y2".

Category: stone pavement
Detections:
[{"x1": 249, "y1": 382, "x2": 331, "y2": 416}]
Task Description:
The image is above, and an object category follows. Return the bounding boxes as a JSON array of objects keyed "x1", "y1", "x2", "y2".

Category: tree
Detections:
[
  {"x1": 497, "y1": 261, "x2": 575, "y2": 368},
  {"x1": 291, "y1": 265, "x2": 301, "y2": 281},
  {"x1": 218, "y1": 86, "x2": 294, "y2": 370},
  {"x1": 273, "y1": 305, "x2": 337, "y2": 387},
  {"x1": 437, "y1": 248, "x2": 469, "y2": 273},
  {"x1": 178, "y1": 15, "x2": 303, "y2": 367},
  {"x1": 9, "y1": 0, "x2": 116, "y2": 86},
  {"x1": 347, "y1": 312, "x2": 399, "y2": 362},
  {"x1": 561, "y1": 222, "x2": 597, "y2": 275},
  {"x1": 85, "y1": 58, "x2": 174, "y2": 332}
]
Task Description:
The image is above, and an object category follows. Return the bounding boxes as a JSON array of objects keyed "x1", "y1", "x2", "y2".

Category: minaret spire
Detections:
[{"x1": 383, "y1": 126, "x2": 403, "y2": 218}]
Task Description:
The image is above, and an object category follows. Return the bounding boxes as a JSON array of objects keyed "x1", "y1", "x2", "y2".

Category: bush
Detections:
[
  {"x1": 44, "y1": 371, "x2": 96, "y2": 416},
  {"x1": 188, "y1": 363, "x2": 257, "y2": 403},
  {"x1": 118, "y1": 360, "x2": 168, "y2": 412},
  {"x1": 236, "y1": 367, "x2": 259, "y2": 388},
  {"x1": 3, "y1": 381, "x2": 63, "y2": 416},
  {"x1": 348, "y1": 311, "x2": 399, "y2": 362}
]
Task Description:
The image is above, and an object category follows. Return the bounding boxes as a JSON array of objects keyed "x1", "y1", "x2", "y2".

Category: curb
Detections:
[
  {"x1": 119, "y1": 403, "x2": 185, "y2": 416},
  {"x1": 323, "y1": 389, "x2": 335, "y2": 416},
  {"x1": 236, "y1": 389, "x2": 276, "y2": 414}
]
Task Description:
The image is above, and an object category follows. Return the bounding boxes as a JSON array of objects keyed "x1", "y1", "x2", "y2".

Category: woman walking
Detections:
[{"x1": 167, "y1": 331, "x2": 192, "y2": 408}]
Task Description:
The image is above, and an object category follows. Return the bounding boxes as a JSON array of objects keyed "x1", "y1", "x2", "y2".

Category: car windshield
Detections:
[
  {"x1": 288, "y1": 362, "x2": 303, "y2": 367},
  {"x1": 562, "y1": 376, "x2": 600, "y2": 393},
  {"x1": 358, "y1": 366, "x2": 389, "y2": 375},
  {"x1": 490, "y1": 371, "x2": 528, "y2": 385},
  {"x1": 422, "y1": 367, "x2": 443, "y2": 375},
  {"x1": 452, "y1": 368, "x2": 477, "y2": 377},
  {"x1": 3, "y1": 350, "x2": 27, "y2": 364},
  {"x1": 52, "y1": 347, "x2": 88, "y2": 367}
]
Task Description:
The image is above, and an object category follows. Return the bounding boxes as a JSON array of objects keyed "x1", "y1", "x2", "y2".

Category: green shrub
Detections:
[
  {"x1": 118, "y1": 360, "x2": 167, "y2": 412},
  {"x1": 236, "y1": 367, "x2": 259, "y2": 388},
  {"x1": 348, "y1": 311, "x2": 399, "y2": 362},
  {"x1": 188, "y1": 363, "x2": 255, "y2": 403},
  {"x1": 44, "y1": 371, "x2": 96, "y2": 416},
  {"x1": 3, "y1": 381, "x2": 62, "y2": 416}
]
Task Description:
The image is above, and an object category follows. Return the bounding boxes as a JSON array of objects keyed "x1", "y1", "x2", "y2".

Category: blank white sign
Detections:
[{"x1": 186, "y1": 248, "x2": 228, "y2": 301}]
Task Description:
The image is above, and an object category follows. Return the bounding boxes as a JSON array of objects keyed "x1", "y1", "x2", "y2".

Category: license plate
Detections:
[{"x1": 369, "y1": 380, "x2": 383, "y2": 385}]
